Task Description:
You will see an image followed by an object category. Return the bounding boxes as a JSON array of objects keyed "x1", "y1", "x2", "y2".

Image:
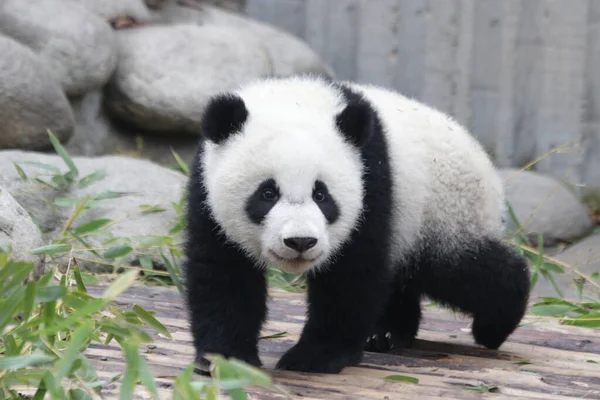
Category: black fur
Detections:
[
  {"x1": 245, "y1": 179, "x2": 280, "y2": 224},
  {"x1": 313, "y1": 180, "x2": 340, "y2": 224},
  {"x1": 183, "y1": 140, "x2": 268, "y2": 373},
  {"x1": 335, "y1": 89, "x2": 376, "y2": 148},
  {"x1": 201, "y1": 94, "x2": 248, "y2": 144},
  {"x1": 366, "y1": 237, "x2": 531, "y2": 353},
  {"x1": 274, "y1": 83, "x2": 394, "y2": 373}
]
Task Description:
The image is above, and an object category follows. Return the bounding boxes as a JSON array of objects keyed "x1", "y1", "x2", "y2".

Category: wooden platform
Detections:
[{"x1": 85, "y1": 284, "x2": 600, "y2": 399}]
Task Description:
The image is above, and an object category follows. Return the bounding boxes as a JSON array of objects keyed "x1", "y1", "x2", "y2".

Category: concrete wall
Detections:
[{"x1": 246, "y1": 0, "x2": 600, "y2": 194}]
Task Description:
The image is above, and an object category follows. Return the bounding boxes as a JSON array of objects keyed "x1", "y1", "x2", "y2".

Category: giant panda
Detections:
[{"x1": 183, "y1": 75, "x2": 531, "y2": 375}]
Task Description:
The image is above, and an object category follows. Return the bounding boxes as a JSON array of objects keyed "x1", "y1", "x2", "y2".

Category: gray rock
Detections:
[
  {"x1": 0, "y1": 0, "x2": 118, "y2": 96},
  {"x1": 156, "y1": 3, "x2": 334, "y2": 78},
  {"x1": 66, "y1": 0, "x2": 152, "y2": 22},
  {"x1": 0, "y1": 150, "x2": 187, "y2": 272},
  {"x1": 0, "y1": 184, "x2": 47, "y2": 280},
  {"x1": 500, "y1": 168, "x2": 594, "y2": 244},
  {"x1": 188, "y1": 0, "x2": 247, "y2": 12},
  {"x1": 533, "y1": 232, "x2": 600, "y2": 299},
  {"x1": 103, "y1": 24, "x2": 272, "y2": 135},
  {"x1": 66, "y1": 90, "x2": 200, "y2": 167},
  {"x1": 0, "y1": 35, "x2": 75, "y2": 150}
]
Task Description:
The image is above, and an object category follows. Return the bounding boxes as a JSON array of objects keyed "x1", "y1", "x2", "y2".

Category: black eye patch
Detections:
[
  {"x1": 245, "y1": 179, "x2": 280, "y2": 224},
  {"x1": 313, "y1": 180, "x2": 339, "y2": 224}
]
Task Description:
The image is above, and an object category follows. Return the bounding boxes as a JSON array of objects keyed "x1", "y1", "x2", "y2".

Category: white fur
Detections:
[{"x1": 200, "y1": 76, "x2": 506, "y2": 273}]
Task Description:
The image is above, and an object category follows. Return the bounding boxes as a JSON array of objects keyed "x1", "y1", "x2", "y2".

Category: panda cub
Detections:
[{"x1": 183, "y1": 75, "x2": 531, "y2": 374}]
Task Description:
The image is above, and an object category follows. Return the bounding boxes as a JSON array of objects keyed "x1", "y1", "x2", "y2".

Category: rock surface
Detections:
[
  {"x1": 533, "y1": 232, "x2": 600, "y2": 299},
  {"x1": 156, "y1": 3, "x2": 334, "y2": 78},
  {"x1": 0, "y1": 150, "x2": 186, "y2": 271},
  {"x1": 0, "y1": 0, "x2": 118, "y2": 96},
  {"x1": 67, "y1": 90, "x2": 201, "y2": 167},
  {"x1": 66, "y1": 0, "x2": 152, "y2": 22},
  {"x1": 0, "y1": 184, "x2": 47, "y2": 280},
  {"x1": 0, "y1": 35, "x2": 75, "y2": 150},
  {"x1": 103, "y1": 24, "x2": 272, "y2": 134},
  {"x1": 500, "y1": 169, "x2": 594, "y2": 244}
]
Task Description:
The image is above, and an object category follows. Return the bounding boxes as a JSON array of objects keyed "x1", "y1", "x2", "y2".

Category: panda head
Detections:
[{"x1": 199, "y1": 77, "x2": 376, "y2": 274}]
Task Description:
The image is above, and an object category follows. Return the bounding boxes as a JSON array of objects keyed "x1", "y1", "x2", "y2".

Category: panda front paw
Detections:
[
  {"x1": 364, "y1": 331, "x2": 415, "y2": 353},
  {"x1": 193, "y1": 350, "x2": 262, "y2": 376},
  {"x1": 275, "y1": 343, "x2": 363, "y2": 374}
]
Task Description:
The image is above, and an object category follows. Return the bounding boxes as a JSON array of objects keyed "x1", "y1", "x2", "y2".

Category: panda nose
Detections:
[{"x1": 283, "y1": 237, "x2": 318, "y2": 252}]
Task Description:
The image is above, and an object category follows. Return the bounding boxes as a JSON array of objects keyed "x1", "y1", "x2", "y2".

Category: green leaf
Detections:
[
  {"x1": 119, "y1": 341, "x2": 140, "y2": 400},
  {"x1": 22, "y1": 281, "x2": 36, "y2": 321},
  {"x1": 72, "y1": 219, "x2": 112, "y2": 235},
  {"x1": 530, "y1": 304, "x2": 579, "y2": 317},
  {"x1": 561, "y1": 312, "x2": 600, "y2": 328},
  {"x1": 259, "y1": 331, "x2": 288, "y2": 339},
  {"x1": 55, "y1": 321, "x2": 94, "y2": 380},
  {"x1": 102, "y1": 269, "x2": 138, "y2": 301},
  {"x1": 463, "y1": 384, "x2": 498, "y2": 393},
  {"x1": 29, "y1": 244, "x2": 72, "y2": 255},
  {"x1": 72, "y1": 266, "x2": 87, "y2": 293},
  {"x1": 94, "y1": 191, "x2": 132, "y2": 201},
  {"x1": 383, "y1": 375, "x2": 419, "y2": 384},
  {"x1": 132, "y1": 304, "x2": 172, "y2": 338},
  {"x1": 18, "y1": 161, "x2": 61, "y2": 174},
  {"x1": 587, "y1": 360, "x2": 598, "y2": 364},
  {"x1": 138, "y1": 353, "x2": 160, "y2": 399},
  {"x1": 36, "y1": 286, "x2": 67, "y2": 303},
  {"x1": 0, "y1": 287, "x2": 25, "y2": 333},
  {"x1": 48, "y1": 129, "x2": 78, "y2": 178},
  {"x1": 13, "y1": 163, "x2": 28, "y2": 181},
  {"x1": 171, "y1": 148, "x2": 190, "y2": 176},
  {"x1": 139, "y1": 204, "x2": 167, "y2": 214},
  {"x1": 103, "y1": 246, "x2": 133, "y2": 259},
  {"x1": 541, "y1": 262, "x2": 564, "y2": 274},
  {"x1": 78, "y1": 169, "x2": 106, "y2": 188},
  {"x1": 0, "y1": 354, "x2": 56, "y2": 370}
]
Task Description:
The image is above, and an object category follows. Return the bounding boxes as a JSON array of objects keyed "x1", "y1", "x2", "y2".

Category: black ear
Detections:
[
  {"x1": 201, "y1": 94, "x2": 248, "y2": 144},
  {"x1": 335, "y1": 100, "x2": 375, "y2": 148}
]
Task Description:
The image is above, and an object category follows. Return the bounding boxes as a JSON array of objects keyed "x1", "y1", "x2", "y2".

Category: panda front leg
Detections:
[
  {"x1": 421, "y1": 238, "x2": 531, "y2": 350},
  {"x1": 365, "y1": 276, "x2": 422, "y2": 353},
  {"x1": 275, "y1": 255, "x2": 393, "y2": 374},
  {"x1": 184, "y1": 253, "x2": 268, "y2": 374}
]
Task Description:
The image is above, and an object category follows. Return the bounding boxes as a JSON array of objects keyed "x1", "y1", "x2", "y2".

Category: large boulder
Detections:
[
  {"x1": 0, "y1": 150, "x2": 187, "y2": 272},
  {"x1": 0, "y1": 184, "x2": 47, "y2": 280},
  {"x1": 67, "y1": 90, "x2": 201, "y2": 167},
  {"x1": 500, "y1": 169, "x2": 594, "y2": 244},
  {"x1": 66, "y1": 0, "x2": 152, "y2": 22},
  {"x1": 0, "y1": 35, "x2": 75, "y2": 150},
  {"x1": 155, "y1": 2, "x2": 334, "y2": 78},
  {"x1": 103, "y1": 24, "x2": 272, "y2": 135},
  {"x1": 0, "y1": 0, "x2": 118, "y2": 96}
]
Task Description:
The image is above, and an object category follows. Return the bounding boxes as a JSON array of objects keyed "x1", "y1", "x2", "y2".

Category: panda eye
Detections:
[
  {"x1": 313, "y1": 190, "x2": 326, "y2": 202},
  {"x1": 261, "y1": 188, "x2": 278, "y2": 201}
]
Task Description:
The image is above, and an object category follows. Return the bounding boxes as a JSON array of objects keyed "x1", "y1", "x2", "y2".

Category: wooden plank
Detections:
[
  {"x1": 582, "y1": 0, "x2": 600, "y2": 193},
  {"x1": 22, "y1": 283, "x2": 595, "y2": 399},
  {"x1": 533, "y1": 0, "x2": 588, "y2": 185}
]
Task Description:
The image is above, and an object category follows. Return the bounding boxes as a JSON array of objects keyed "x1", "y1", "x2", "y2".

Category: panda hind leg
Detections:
[
  {"x1": 421, "y1": 237, "x2": 531, "y2": 350},
  {"x1": 365, "y1": 271, "x2": 422, "y2": 353}
]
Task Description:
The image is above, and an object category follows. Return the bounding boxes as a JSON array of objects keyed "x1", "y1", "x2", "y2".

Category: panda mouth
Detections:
[{"x1": 268, "y1": 250, "x2": 322, "y2": 264}]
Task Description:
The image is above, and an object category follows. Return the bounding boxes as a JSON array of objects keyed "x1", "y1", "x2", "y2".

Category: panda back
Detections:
[{"x1": 345, "y1": 82, "x2": 506, "y2": 262}]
